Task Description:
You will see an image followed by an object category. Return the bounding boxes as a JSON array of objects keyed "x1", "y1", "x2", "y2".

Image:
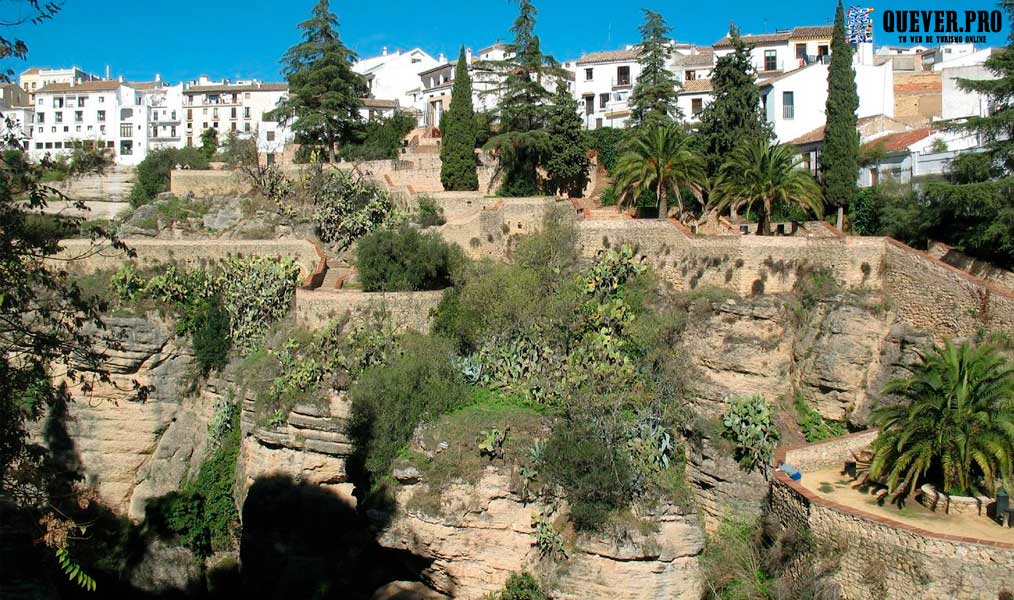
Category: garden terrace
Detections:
[{"x1": 770, "y1": 432, "x2": 1014, "y2": 599}]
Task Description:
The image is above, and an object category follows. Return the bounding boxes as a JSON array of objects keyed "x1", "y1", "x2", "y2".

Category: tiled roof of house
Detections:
[
  {"x1": 714, "y1": 26, "x2": 832, "y2": 48},
  {"x1": 675, "y1": 51, "x2": 714, "y2": 67},
  {"x1": 185, "y1": 83, "x2": 287, "y2": 94},
  {"x1": 757, "y1": 62, "x2": 823, "y2": 87},
  {"x1": 861, "y1": 128, "x2": 932, "y2": 153},
  {"x1": 788, "y1": 115, "x2": 886, "y2": 146},
  {"x1": 21, "y1": 67, "x2": 40, "y2": 75},
  {"x1": 576, "y1": 48, "x2": 641, "y2": 65},
  {"x1": 35, "y1": 80, "x2": 124, "y2": 94},
  {"x1": 128, "y1": 81, "x2": 167, "y2": 91},
  {"x1": 361, "y1": 98, "x2": 399, "y2": 109},
  {"x1": 679, "y1": 79, "x2": 714, "y2": 94}
]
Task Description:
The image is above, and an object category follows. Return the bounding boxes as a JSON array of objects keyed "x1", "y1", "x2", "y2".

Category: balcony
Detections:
[{"x1": 611, "y1": 76, "x2": 632, "y2": 89}]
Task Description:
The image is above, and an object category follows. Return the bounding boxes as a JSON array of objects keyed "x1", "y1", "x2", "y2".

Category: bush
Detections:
[
  {"x1": 191, "y1": 299, "x2": 231, "y2": 375},
  {"x1": 543, "y1": 417, "x2": 636, "y2": 531},
  {"x1": 356, "y1": 225, "x2": 457, "y2": 292},
  {"x1": 339, "y1": 113, "x2": 415, "y2": 162},
  {"x1": 314, "y1": 169, "x2": 393, "y2": 249},
  {"x1": 218, "y1": 131, "x2": 258, "y2": 168},
  {"x1": 700, "y1": 516, "x2": 773, "y2": 600},
  {"x1": 583, "y1": 127, "x2": 627, "y2": 172},
  {"x1": 348, "y1": 333, "x2": 470, "y2": 484},
  {"x1": 721, "y1": 395, "x2": 780, "y2": 473},
  {"x1": 494, "y1": 572, "x2": 551, "y2": 600},
  {"x1": 795, "y1": 395, "x2": 847, "y2": 443},
  {"x1": 131, "y1": 147, "x2": 209, "y2": 207},
  {"x1": 413, "y1": 195, "x2": 446, "y2": 227}
]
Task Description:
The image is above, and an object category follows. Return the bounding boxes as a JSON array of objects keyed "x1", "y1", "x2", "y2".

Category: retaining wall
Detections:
[
  {"x1": 770, "y1": 433, "x2": 1014, "y2": 600},
  {"x1": 293, "y1": 289, "x2": 443, "y2": 332}
]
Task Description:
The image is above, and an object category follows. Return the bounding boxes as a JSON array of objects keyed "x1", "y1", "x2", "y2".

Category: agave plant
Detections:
[{"x1": 869, "y1": 341, "x2": 1014, "y2": 498}]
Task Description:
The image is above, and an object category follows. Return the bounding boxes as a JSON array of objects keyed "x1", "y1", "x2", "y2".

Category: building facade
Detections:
[
  {"x1": 181, "y1": 77, "x2": 287, "y2": 148},
  {"x1": 415, "y1": 44, "x2": 508, "y2": 128},
  {"x1": 20, "y1": 67, "x2": 101, "y2": 102},
  {"x1": 354, "y1": 47, "x2": 440, "y2": 109}
]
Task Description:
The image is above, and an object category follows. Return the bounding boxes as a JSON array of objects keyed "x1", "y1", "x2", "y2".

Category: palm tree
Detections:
[
  {"x1": 709, "y1": 140, "x2": 824, "y2": 235},
  {"x1": 869, "y1": 341, "x2": 1014, "y2": 499},
  {"x1": 611, "y1": 124, "x2": 707, "y2": 221}
]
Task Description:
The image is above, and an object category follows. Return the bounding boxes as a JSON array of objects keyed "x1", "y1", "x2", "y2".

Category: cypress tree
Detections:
[
  {"x1": 477, "y1": 0, "x2": 566, "y2": 196},
  {"x1": 629, "y1": 9, "x2": 682, "y2": 127},
  {"x1": 440, "y1": 47, "x2": 479, "y2": 191},
  {"x1": 697, "y1": 26, "x2": 772, "y2": 176},
  {"x1": 544, "y1": 86, "x2": 590, "y2": 197},
  {"x1": 272, "y1": 0, "x2": 367, "y2": 162},
  {"x1": 822, "y1": 0, "x2": 860, "y2": 220}
]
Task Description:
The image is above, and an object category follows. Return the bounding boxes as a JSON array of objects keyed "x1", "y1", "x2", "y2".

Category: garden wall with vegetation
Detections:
[
  {"x1": 771, "y1": 433, "x2": 1014, "y2": 600},
  {"x1": 293, "y1": 288, "x2": 443, "y2": 331},
  {"x1": 56, "y1": 238, "x2": 325, "y2": 284}
]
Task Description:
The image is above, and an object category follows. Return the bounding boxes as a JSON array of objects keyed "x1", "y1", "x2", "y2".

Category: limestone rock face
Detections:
[
  {"x1": 43, "y1": 315, "x2": 209, "y2": 520},
  {"x1": 687, "y1": 438, "x2": 768, "y2": 528},
  {"x1": 377, "y1": 470, "x2": 705, "y2": 600}
]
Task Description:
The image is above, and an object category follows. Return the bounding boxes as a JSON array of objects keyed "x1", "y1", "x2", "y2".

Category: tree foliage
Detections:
[
  {"x1": 199, "y1": 127, "x2": 219, "y2": 160},
  {"x1": 340, "y1": 112, "x2": 415, "y2": 162},
  {"x1": 543, "y1": 86, "x2": 590, "y2": 197},
  {"x1": 612, "y1": 123, "x2": 706, "y2": 220},
  {"x1": 821, "y1": 1, "x2": 860, "y2": 210},
  {"x1": 130, "y1": 147, "x2": 209, "y2": 207},
  {"x1": 628, "y1": 9, "x2": 682, "y2": 127},
  {"x1": 355, "y1": 225, "x2": 457, "y2": 292},
  {"x1": 870, "y1": 341, "x2": 1014, "y2": 497},
  {"x1": 440, "y1": 47, "x2": 480, "y2": 191},
  {"x1": 710, "y1": 141, "x2": 823, "y2": 235},
  {"x1": 697, "y1": 26, "x2": 772, "y2": 176},
  {"x1": 314, "y1": 169, "x2": 393, "y2": 249},
  {"x1": 271, "y1": 0, "x2": 367, "y2": 161}
]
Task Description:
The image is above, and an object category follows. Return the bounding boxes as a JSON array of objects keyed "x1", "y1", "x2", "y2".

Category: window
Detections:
[
  {"x1": 37, "y1": 113, "x2": 44, "y2": 124},
  {"x1": 231, "y1": 122, "x2": 237, "y2": 132},
  {"x1": 584, "y1": 96, "x2": 594, "y2": 115},
  {"x1": 171, "y1": 110, "x2": 177, "y2": 120},
  {"x1": 99, "y1": 96, "x2": 104, "y2": 103},
  {"x1": 35, "y1": 142, "x2": 42, "y2": 149},
  {"x1": 203, "y1": 108, "x2": 208, "y2": 115},
  {"x1": 187, "y1": 109, "x2": 193, "y2": 120},
  {"x1": 119, "y1": 140, "x2": 133, "y2": 155},
  {"x1": 120, "y1": 108, "x2": 133, "y2": 119},
  {"x1": 685, "y1": 70, "x2": 696, "y2": 81},
  {"x1": 244, "y1": 122, "x2": 251, "y2": 132},
  {"x1": 120, "y1": 123, "x2": 132, "y2": 137},
  {"x1": 213, "y1": 108, "x2": 219, "y2": 119},
  {"x1": 245, "y1": 92, "x2": 251, "y2": 99},
  {"x1": 78, "y1": 96, "x2": 87, "y2": 107},
  {"x1": 782, "y1": 91, "x2": 794, "y2": 119},
  {"x1": 75, "y1": 126, "x2": 81, "y2": 132},
  {"x1": 54, "y1": 142, "x2": 62, "y2": 149},
  {"x1": 97, "y1": 110, "x2": 105, "y2": 122},
  {"x1": 107, "y1": 141, "x2": 114, "y2": 148},
  {"x1": 692, "y1": 98, "x2": 703, "y2": 115},
  {"x1": 267, "y1": 130, "x2": 276, "y2": 142},
  {"x1": 74, "y1": 111, "x2": 83, "y2": 122},
  {"x1": 616, "y1": 65, "x2": 630, "y2": 86},
  {"x1": 231, "y1": 107, "x2": 237, "y2": 119},
  {"x1": 796, "y1": 44, "x2": 807, "y2": 61},
  {"x1": 45, "y1": 142, "x2": 52, "y2": 149},
  {"x1": 171, "y1": 126, "x2": 176, "y2": 137},
  {"x1": 203, "y1": 122, "x2": 208, "y2": 130},
  {"x1": 599, "y1": 93, "x2": 609, "y2": 109},
  {"x1": 764, "y1": 50, "x2": 777, "y2": 72},
  {"x1": 213, "y1": 122, "x2": 219, "y2": 129},
  {"x1": 55, "y1": 111, "x2": 63, "y2": 123},
  {"x1": 187, "y1": 137, "x2": 193, "y2": 147},
  {"x1": 100, "y1": 125, "x2": 106, "y2": 134},
  {"x1": 243, "y1": 107, "x2": 251, "y2": 119},
  {"x1": 54, "y1": 98, "x2": 64, "y2": 108},
  {"x1": 584, "y1": 68, "x2": 593, "y2": 81}
]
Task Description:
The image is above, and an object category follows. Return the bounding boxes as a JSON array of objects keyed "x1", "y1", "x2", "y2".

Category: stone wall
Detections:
[
  {"x1": 293, "y1": 288, "x2": 443, "y2": 332},
  {"x1": 928, "y1": 241, "x2": 1014, "y2": 293},
  {"x1": 770, "y1": 433, "x2": 1014, "y2": 599},
  {"x1": 894, "y1": 71, "x2": 942, "y2": 126},
  {"x1": 170, "y1": 169, "x2": 252, "y2": 197},
  {"x1": 56, "y1": 238, "x2": 325, "y2": 284}
]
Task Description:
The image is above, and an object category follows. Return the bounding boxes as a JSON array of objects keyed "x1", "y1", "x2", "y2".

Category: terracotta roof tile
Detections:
[
  {"x1": 862, "y1": 128, "x2": 932, "y2": 153},
  {"x1": 35, "y1": 80, "x2": 124, "y2": 93},
  {"x1": 675, "y1": 51, "x2": 715, "y2": 67},
  {"x1": 679, "y1": 79, "x2": 713, "y2": 94},
  {"x1": 714, "y1": 25, "x2": 833, "y2": 48},
  {"x1": 361, "y1": 98, "x2": 399, "y2": 109},
  {"x1": 790, "y1": 25, "x2": 834, "y2": 39},
  {"x1": 576, "y1": 48, "x2": 641, "y2": 65},
  {"x1": 788, "y1": 115, "x2": 886, "y2": 145}
]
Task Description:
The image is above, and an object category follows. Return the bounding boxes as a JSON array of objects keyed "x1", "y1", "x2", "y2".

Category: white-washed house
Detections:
[{"x1": 354, "y1": 47, "x2": 440, "y2": 109}]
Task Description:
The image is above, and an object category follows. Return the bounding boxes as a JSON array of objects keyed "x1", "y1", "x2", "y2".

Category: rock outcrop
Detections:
[{"x1": 377, "y1": 470, "x2": 705, "y2": 600}]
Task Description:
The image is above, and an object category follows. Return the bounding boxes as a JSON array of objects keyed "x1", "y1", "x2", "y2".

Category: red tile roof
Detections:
[
  {"x1": 576, "y1": 48, "x2": 641, "y2": 65},
  {"x1": 679, "y1": 79, "x2": 714, "y2": 94},
  {"x1": 862, "y1": 128, "x2": 932, "y2": 153}
]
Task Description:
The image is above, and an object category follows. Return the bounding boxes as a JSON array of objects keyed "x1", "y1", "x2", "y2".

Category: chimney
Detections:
[
  {"x1": 105, "y1": 65, "x2": 111, "y2": 80},
  {"x1": 439, "y1": 52, "x2": 446, "y2": 63},
  {"x1": 465, "y1": 47, "x2": 473, "y2": 64},
  {"x1": 118, "y1": 75, "x2": 124, "y2": 83},
  {"x1": 155, "y1": 73, "x2": 161, "y2": 82},
  {"x1": 382, "y1": 46, "x2": 388, "y2": 56}
]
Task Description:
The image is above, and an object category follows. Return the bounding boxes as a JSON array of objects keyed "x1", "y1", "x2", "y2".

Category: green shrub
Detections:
[
  {"x1": 218, "y1": 131, "x2": 258, "y2": 168},
  {"x1": 721, "y1": 395, "x2": 780, "y2": 473},
  {"x1": 700, "y1": 516, "x2": 773, "y2": 600},
  {"x1": 131, "y1": 147, "x2": 209, "y2": 207},
  {"x1": 413, "y1": 195, "x2": 446, "y2": 227},
  {"x1": 348, "y1": 334, "x2": 470, "y2": 484},
  {"x1": 146, "y1": 404, "x2": 240, "y2": 557},
  {"x1": 339, "y1": 113, "x2": 415, "y2": 162},
  {"x1": 583, "y1": 127, "x2": 627, "y2": 172},
  {"x1": 218, "y1": 256, "x2": 301, "y2": 352},
  {"x1": 314, "y1": 169, "x2": 393, "y2": 249},
  {"x1": 795, "y1": 395, "x2": 847, "y2": 443},
  {"x1": 355, "y1": 225, "x2": 456, "y2": 292},
  {"x1": 494, "y1": 572, "x2": 551, "y2": 600},
  {"x1": 191, "y1": 299, "x2": 232, "y2": 375},
  {"x1": 848, "y1": 187, "x2": 885, "y2": 235}
]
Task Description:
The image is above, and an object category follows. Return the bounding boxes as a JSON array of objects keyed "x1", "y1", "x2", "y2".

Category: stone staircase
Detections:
[{"x1": 584, "y1": 204, "x2": 631, "y2": 221}]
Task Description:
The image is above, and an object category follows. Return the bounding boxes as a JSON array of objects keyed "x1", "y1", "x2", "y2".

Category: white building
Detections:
[
  {"x1": 29, "y1": 80, "x2": 147, "y2": 165},
  {"x1": 941, "y1": 64, "x2": 998, "y2": 122},
  {"x1": 354, "y1": 47, "x2": 439, "y2": 109},
  {"x1": 573, "y1": 47, "x2": 640, "y2": 129},
  {"x1": 1, "y1": 83, "x2": 34, "y2": 148},
  {"x1": 759, "y1": 52, "x2": 894, "y2": 143},
  {"x1": 20, "y1": 66, "x2": 101, "y2": 102},
  {"x1": 931, "y1": 47, "x2": 997, "y2": 71},
  {"x1": 181, "y1": 77, "x2": 287, "y2": 148},
  {"x1": 677, "y1": 79, "x2": 714, "y2": 124},
  {"x1": 712, "y1": 26, "x2": 834, "y2": 77},
  {"x1": 920, "y1": 44, "x2": 978, "y2": 70},
  {"x1": 130, "y1": 78, "x2": 185, "y2": 153},
  {"x1": 415, "y1": 44, "x2": 509, "y2": 128},
  {"x1": 875, "y1": 45, "x2": 929, "y2": 56}
]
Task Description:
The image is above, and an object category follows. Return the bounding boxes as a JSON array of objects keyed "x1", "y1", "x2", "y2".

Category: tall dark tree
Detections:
[
  {"x1": 440, "y1": 47, "x2": 479, "y2": 191},
  {"x1": 544, "y1": 86, "x2": 590, "y2": 197},
  {"x1": 272, "y1": 0, "x2": 367, "y2": 162},
  {"x1": 697, "y1": 26, "x2": 772, "y2": 176},
  {"x1": 822, "y1": 0, "x2": 859, "y2": 225},
  {"x1": 628, "y1": 9, "x2": 682, "y2": 127},
  {"x1": 477, "y1": 0, "x2": 566, "y2": 196}
]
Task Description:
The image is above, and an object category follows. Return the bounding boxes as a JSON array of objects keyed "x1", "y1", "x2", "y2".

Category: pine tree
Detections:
[
  {"x1": 440, "y1": 47, "x2": 479, "y2": 191},
  {"x1": 628, "y1": 9, "x2": 682, "y2": 127},
  {"x1": 544, "y1": 86, "x2": 590, "y2": 197},
  {"x1": 951, "y1": 1, "x2": 1014, "y2": 172},
  {"x1": 822, "y1": 0, "x2": 859, "y2": 219},
  {"x1": 272, "y1": 0, "x2": 367, "y2": 162},
  {"x1": 477, "y1": 0, "x2": 566, "y2": 196},
  {"x1": 697, "y1": 25, "x2": 772, "y2": 176}
]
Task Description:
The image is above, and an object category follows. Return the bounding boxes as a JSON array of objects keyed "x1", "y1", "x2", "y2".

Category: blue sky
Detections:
[{"x1": 6, "y1": 0, "x2": 1009, "y2": 83}]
